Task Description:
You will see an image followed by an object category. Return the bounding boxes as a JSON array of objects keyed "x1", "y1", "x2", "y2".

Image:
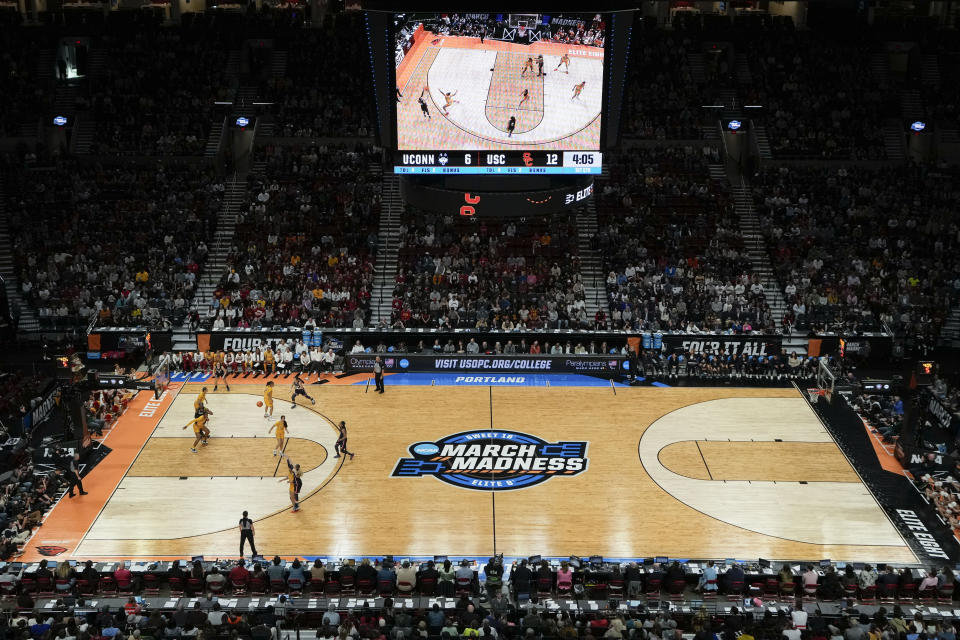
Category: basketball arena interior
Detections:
[{"x1": 4, "y1": 0, "x2": 960, "y2": 638}]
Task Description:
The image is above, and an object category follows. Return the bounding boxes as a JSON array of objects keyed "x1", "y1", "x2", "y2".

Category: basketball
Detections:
[{"x1": 257, "y1": 401, "x2": 263, "y2": 407}]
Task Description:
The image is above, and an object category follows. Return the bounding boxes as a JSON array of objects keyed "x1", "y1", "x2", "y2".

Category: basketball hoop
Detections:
[
  {"x1": 518, "y1": 25, "x2": 527, "y2": 37},
  {"x1": 807, "y1": 388, "x2": 825, "y2": 404}
]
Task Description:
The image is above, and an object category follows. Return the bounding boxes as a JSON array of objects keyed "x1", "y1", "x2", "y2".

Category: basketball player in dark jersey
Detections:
[
  {"x1": 334, "y1": 421, "x2": 354, "y2": 460},
  {"x1": 213, "y1": 359, "x2": 230, "y2": 392},
  {"x1": 290, "y1": 373, "x2": 316, "y2": 409},
  {"x1": 418, "y1": 88, "x2": 431, "y2": 119}
]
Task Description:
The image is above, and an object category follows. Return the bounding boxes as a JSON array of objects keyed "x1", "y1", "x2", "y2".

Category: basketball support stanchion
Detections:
[{"x1": 365, "y1": 378, "x2": 370, "y2": 394}]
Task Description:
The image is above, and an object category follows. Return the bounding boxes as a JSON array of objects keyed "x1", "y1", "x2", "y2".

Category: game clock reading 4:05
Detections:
[{"x1": 395, "y1": 151, "x2": 602, "y2": 174}]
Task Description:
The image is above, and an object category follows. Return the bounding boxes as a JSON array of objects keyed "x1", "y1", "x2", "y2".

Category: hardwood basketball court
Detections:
[{"x1": 26, "y1": 380, "x2": 917, "y2": 563}]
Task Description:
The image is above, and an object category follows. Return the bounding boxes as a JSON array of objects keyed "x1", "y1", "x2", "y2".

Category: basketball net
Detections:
[{"x1": 519, "y1": 25, "x2": 526, "y2": 37}]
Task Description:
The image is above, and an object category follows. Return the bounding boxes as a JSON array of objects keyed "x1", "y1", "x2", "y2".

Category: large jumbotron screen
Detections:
[{"x1": 393, "y1": 12, "x2": 605, "y2": 175}]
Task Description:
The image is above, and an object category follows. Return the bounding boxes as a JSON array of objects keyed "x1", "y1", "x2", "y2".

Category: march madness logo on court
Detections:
[{"x1": 391, "y1": 430, "x2": 588, "y2": 491}]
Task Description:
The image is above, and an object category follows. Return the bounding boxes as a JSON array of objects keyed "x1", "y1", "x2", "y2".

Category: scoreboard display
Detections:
[
  {"x1": 392, "y1": 12, "x2": 607, "y2": 176},
  {"x1": 395, "y1": 151, "x2": 602, "y2": 174}
]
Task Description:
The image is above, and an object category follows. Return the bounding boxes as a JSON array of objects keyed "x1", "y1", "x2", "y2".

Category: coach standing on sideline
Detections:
[
  {"x1": 66, "y1": 452, "x2": 87, "y2": 498},
  {"x1": 239, "y1": 511, "x2": 258, "y2": 557},
  {"x1": 373, "y1": 356, "x2": 385, "y2": 394}
]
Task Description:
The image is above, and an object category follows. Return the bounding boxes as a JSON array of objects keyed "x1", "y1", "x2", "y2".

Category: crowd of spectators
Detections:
[
  {"x1": 622, "y1": 34, "x2": 703, "y2": 140},
  {"x1": 207, "y1": 143, "x2": 380, "y2": 330},
  {"x1": 743, "y1": 33, "x2": 892, "y2": 159},
  {"x1": 5, "y1": 159, "x2": 222, "y2": 328},
  {"x1": 595, "y1": 145, "x2": 773, "y2": 333},
  {"x1": 0, "y1": 458, "x2": 62, "y2": 561},
  {"x1": 0, "y1": 28, "x2": 51, "y2": 137},
  {"x1": 852, "y1": 393, "x2": 906, "y2": 444},
  {"x1": 270, "y1": 15, "x2": 374, "y2": 138},
  {"x1": 637, "y1": 348, "x2": 820, "y2": 382},
  {"x1": 89, "y1": 27, "x2": 232, "y2": 156},
  {"x1": 751, "y1": 163, "x2": 960, "y2": 340},
  {"x1": 390, "y1": 211, "x2": 589, "y2": 330}
]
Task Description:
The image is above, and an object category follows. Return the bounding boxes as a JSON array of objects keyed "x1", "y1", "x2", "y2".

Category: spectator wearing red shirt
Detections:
[
  {"x1": 115, "y1": 564, "x2": 135, "y2": 592},
  {"x1": 229, "y1": 560, "x2": 250, "y2": 588}
]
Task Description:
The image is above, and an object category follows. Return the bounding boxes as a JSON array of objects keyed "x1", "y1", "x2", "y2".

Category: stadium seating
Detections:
[
  {"x1": 90, "y1": 26, "x2": 231, "y2": 156},
  {"x1": 207, "y1": 143, "x2": 380, "y2": 329},
  {"x1": 742, "y1": 32, "x2": 892, "y2": 159},
  {"x1": 752, "y1": 163, "x2": 960, "y2": 340},
  {"x1": 595, "y1": 145, "x2": 773, "y2": 333},
  {"x1": 391, "y1": 211, "x2": 585, "y2": 329},
  {"x1": 5, "y1": 160, "x2": 222, "y2": 328}
]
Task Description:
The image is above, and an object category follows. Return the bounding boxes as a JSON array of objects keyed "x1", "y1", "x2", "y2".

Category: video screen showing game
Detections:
[{"x1": 394, "y1": 12, "x2": 605, "y2": 174}]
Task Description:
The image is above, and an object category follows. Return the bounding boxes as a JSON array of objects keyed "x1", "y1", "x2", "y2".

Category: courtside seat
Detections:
[
  {"x1": 99, "y1": 576, "x2": 118, "y2": 596},
  {"x1": 918, "y1": 585, "x2": 937, "y2": 604},
  {"x1": 36, "y1": 577, "x2": 55, "y2": 597},
  {"x1": 249, "y1": 576, "x2": 266, "y2": 596},
  {"x1": 860, "y1": 585, "x2": 877, "y2": 604},
  {"x1": 340, "y1": 575, "x2": 356, "y2": 595},
  {"x1": 324, "y1": 579, "x2": 340, "y2": 596},
  {"x1": 0, "y1": 580, "x2": 17, "y2": 600},
  {"x1": 666, "y1": 579, "x2": 685, "y2": 601},
  {"x1": 703, "y1": 580, "x2": 718, "y2": 600},
  {"x1": 939, "y1": 583, "x2": 954, "y2": 604},
  {"x1": 537, "y1": 577, "x2": 553, "y2": 597},
  {"x1": 143, "y1": 574, "x2": 161, "y2": 596},
  {"x1": 418, "y1": 576, "x2": 436, "y2": 596},
  {"x1": 455, "y1": 576, "x2": 473, "y2": 596},
  {"x1": 378, "y1": 579, "x2": 394, "y2": 597},
  {"x1": 287, "y1": 578, "x2": 303, "y2": 596},
  {"x1": 270, "y1": 579, "x2": 286, "y2": 595},
  {"x1": 877, "y1": 583, "x2": 896, "y2": 603},
  {"x1": 899, "y1": 582, "x2": 917, "y2": 602},
  {"x1": 357, "y1": 578, "x2": 375, "y2": 595},
  {"x1": 781, "y1": 582, "x2": 797, "y2": 599},
  {"x1": 231, "y1": 576, "x2": 248, "y2": 595},
  {"x1": 644, "y1": 578, "x2": 662, "y2": 597},
  {"x1": 168, "y1": 577, "x2": 185, "y2": 597}
]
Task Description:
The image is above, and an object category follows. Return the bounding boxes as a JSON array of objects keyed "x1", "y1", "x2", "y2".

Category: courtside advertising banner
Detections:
[{"x1": 345, "y1": 353, "x2": 626, "y2": 376}]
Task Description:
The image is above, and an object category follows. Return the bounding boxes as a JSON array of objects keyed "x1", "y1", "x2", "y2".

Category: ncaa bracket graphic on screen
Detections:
[{"x1": 394, "y1": 12, "x2": 604, "y2": 174}]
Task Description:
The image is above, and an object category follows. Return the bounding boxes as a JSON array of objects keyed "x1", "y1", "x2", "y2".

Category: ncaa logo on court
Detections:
[{"x1": 391, "y1": 430, "x2": 588, "y2": 491}]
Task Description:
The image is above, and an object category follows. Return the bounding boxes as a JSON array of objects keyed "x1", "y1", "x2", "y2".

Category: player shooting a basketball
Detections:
[
  {"x1": 572, "y1": 81, "x2": 586, "y2": 100},
  {"x1": 519, "y1": 89, "x2": 529, "y2": 108},
  {"x1": 521, "y1": 57, "x2": 534, "y2": 75},
  {"x1": 555, "y1": 53, "x2": 571, "y2": 74},
  {"x1": 439, "y1": 89, "x2": 458, "y2": 115},
  {"x1": 278, "y1": 452, "x2": 303, "y2": 512},
  {"x1": 418, "y1": 87, "x2": 431, "y2": 119}
]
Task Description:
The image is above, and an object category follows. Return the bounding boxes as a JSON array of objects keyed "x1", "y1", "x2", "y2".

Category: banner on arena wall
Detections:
[
  {"x1": 89, "y1": 330, "x2": 171, "y2": 355},
  {"x1": 199, "y1": 331, "x2": 319, "y2": 353},
  {"x1": 344, "y1": 354, "x2": 627, "y2": 376},
  {"x1": 21, "y1": 381, "x2": 62, "y2": 434},
  {"x1": 659, "y1": 335, "x2": 782, "y2": 357},
  {"x1": 922, "y1": 389, "x2": 960, "y2": 435}
]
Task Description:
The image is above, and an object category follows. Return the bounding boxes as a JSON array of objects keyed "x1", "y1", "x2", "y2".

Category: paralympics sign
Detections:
[{"x1": 345, "y1": 354, "x2": 626, "y2": 376}]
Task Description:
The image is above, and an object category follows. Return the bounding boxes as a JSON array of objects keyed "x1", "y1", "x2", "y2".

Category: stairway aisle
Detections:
[
  {"x1": 729, "y1": 175, "x2": 788, "y2": 328},
  {"x1": 177, "y1": 178, "x2": 247, "y2": 350},
  {"x1": 369, "y1": 168, "x2": 400, "y2": 327},
  {"x1": 0, "y1": 177, "x2": 39, "y2": 334},
  {"x1": 579, "y1": 173, "x2": 610, "y2": 325}
]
